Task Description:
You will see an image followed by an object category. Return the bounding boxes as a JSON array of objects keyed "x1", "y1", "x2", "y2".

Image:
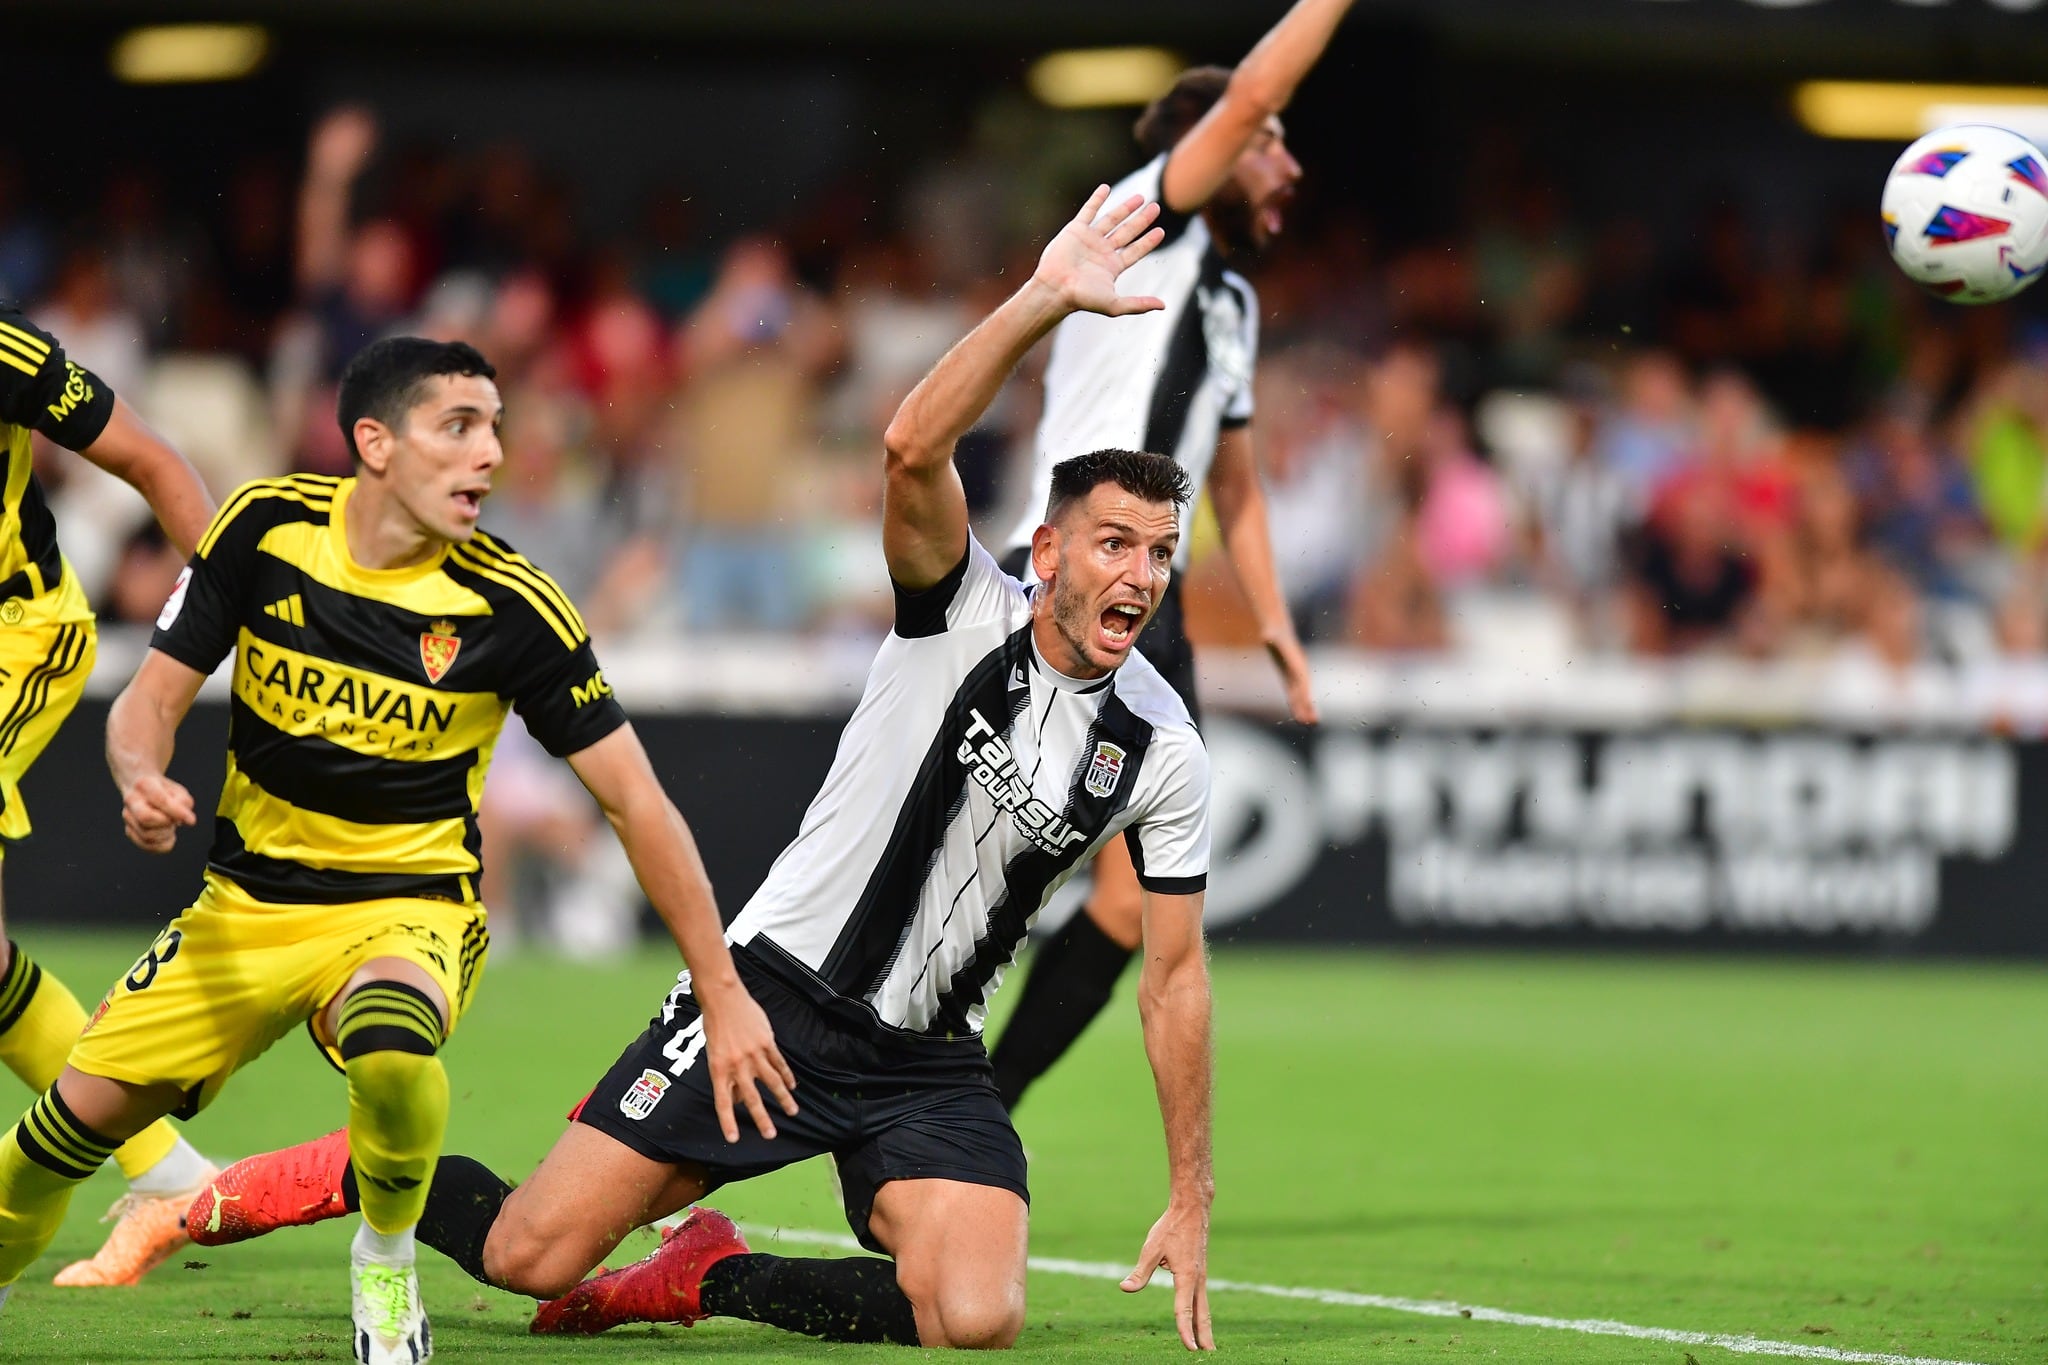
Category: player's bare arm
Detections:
[
  {"x1": 105, "y1": 650, "x2": 207, "y2": 855},
  {"x1": 76, "y1": 398, "x2": 216, "y2": 557},
  {"x1": 1158, "y1": 0, "x2": 1354, "y2": 213},
  {"x1": 882, "y1": 187, "x2": 1167, "y2": 590},
  {"x1": 565, "y1": 726, "x2": 797, "y2": 1143},
  {"x1": 1121, "y1": 886, "x2": 1217, "y2": 1351},
  {"x1": 1208, "y1": 426, "x2": 1317, "y2": 724}
]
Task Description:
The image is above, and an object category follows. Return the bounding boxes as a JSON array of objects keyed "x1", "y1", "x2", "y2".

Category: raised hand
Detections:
[
  {"x1": 1032, "y1": 186, "x2": 1168, "y2": 320},
  {"x1": 308, "y1": 106, "x2": 378, "y2": 183}
]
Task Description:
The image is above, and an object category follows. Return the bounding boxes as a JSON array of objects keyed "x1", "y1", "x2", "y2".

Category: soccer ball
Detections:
[{"x1": 1881, "y1": 124, "x2": 2048, "y2": 304}]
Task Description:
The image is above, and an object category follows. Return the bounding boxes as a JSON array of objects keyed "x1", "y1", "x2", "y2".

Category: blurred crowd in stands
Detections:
[{"x1": 11, "y1": 105, "x2": 2048, "y2": 679}]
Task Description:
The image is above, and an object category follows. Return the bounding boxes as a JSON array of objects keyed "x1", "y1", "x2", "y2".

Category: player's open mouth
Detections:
[
  {"x1": 452, "y1": 489, "x2": 485, "y2": 519},
  {"x1": 1099, "y1": 603, "x2": 1144, "y2": 648}
]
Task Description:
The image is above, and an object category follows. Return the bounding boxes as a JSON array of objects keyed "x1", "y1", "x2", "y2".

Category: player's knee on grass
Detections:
[
  {"x1": 337, "y1": 981, "x2": 450, "y2": 1235},
  {"x1": 481, "y1": 1182, "x2": 617, "y2": 1298},
  {"x1": 895, "y1": 1252, "x2": 1027, "y2": 1349}
]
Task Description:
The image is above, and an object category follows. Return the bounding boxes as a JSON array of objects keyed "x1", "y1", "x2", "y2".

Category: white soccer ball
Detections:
[{"x1": 1881, "y1": 124, "x2": 2048, "y2": 305}]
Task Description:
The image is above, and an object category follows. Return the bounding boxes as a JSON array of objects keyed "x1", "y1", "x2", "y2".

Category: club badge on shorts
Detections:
[
  {"x1": 619, "y1": 1069, "x2": 670, "y2": 1121},
  {"x1": 1085, "y1": 741, "x2": 1126, "y2": 798},
  {"x1": 420, "y1": 618, "x2": 461, "y2": 684}
]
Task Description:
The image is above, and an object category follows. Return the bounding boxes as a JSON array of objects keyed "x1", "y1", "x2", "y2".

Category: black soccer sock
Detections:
[
  {"x1": 988, "y1": 908, "x2": 1135, "y2": 1111},
  {"x1": 341, "y1": 1152, "x2": 512, "y2": 1286},
  {"x1": 700, "y1": 1253, "x2": 920, "y2": 1345}
]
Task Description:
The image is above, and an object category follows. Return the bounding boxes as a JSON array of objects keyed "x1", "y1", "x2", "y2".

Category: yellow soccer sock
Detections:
[
  {"x1": 0, "y1": 941, "x2": 87, "y2": 1091},
  {"x1": 0, "y1": 941, "x2": 183, "y2": 1185},
  {"x1": 338, "y1": 982, "x2": 448, "y2": 1235},
  {"x1": 0, "y1": 1090, "x2": 117, "y2": 1285}
]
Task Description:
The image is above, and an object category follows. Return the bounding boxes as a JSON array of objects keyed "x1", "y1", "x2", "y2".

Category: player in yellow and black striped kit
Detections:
[
  {"x1": 0, "y1": 304, "x2": 221, "y2": 1287},
  {"x1": 0, "y1": 337, "x2": 792, "y2": 1365}
]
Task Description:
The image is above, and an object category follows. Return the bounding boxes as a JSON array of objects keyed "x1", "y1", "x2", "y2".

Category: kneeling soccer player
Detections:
[
  {"x1": 0, "y1": 337, "x2": 790, "y2": 1364},
  {"x1": 188, "y1": 190, "x2": 1220, "y2": 1351}
]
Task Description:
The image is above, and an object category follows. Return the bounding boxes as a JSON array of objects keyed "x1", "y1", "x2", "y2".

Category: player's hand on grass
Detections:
[
  {"x1": 1033, "y1": 186, "x2": 1168, "y2": 321},
  {"x1": 121, "y1": 773, "x2": 196, "y2": 854},
  {"x1": 1122, "y1": 1199, "x2": 1216, "y2": 1351},
  {"x1": 697, "y1": 982, "x2": 798, "y2": 1143}
]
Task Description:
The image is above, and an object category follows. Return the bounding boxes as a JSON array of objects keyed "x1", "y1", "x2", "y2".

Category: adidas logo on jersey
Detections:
[{"x1": 262, "y1": 594, "x2": 305, "y2": 626}]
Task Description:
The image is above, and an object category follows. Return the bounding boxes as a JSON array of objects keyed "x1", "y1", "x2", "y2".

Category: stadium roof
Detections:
[{"x1": 22, "y1": 0, "x2": 2048, "y2": 74}]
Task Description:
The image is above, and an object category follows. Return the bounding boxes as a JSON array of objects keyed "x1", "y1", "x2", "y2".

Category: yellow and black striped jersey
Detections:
[
  {"x1": 0, "y1": 305, "x2": 117, "y2": 602},
  {"x1": 151, "y1": 474, "x2": 628, "y2": 905}
]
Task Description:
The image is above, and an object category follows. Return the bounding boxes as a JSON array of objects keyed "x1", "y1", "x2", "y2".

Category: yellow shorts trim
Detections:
[
  {"x1": 70, "y1": 877, "x2": 490, "y2": 1117},
  {"x1": 0, "y1": 575, "x2": 95, "y2": 843}
]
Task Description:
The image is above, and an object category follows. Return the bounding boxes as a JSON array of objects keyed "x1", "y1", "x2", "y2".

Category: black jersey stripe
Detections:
[
  {"x1": 817, "y1": 626, "x2": 1034, "y2": 999},
  {"x1": 244, "y1": 570, "x2": 491, "y2": 687},
  {"x1": 201, "y1": 483, "x2": 333, "y2": 557},
  {"x1": 468, "y1": 533, "x2": 588, "y2": 639},
  {"x1": 228, "y1": 696, "x2": 479, "y2": 824},
  {"x1": 928, "y1": 688, "x2": 1152, "y2": 1035},
  {"x1": 209, "y1": 818, "x2": 472, "y2": 905},
  {"x1": 12, "y1": 471, "x2": 62, "y2": 598},
  {"x1": 1141, "y1": 247, "x2": 1227, "y2": 463},
  {"x1": 446, "y1": 544, "x2": 579, "y2": 649}
]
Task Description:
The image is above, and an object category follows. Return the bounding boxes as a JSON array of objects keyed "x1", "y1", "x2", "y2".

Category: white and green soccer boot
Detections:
[{"x1": 351, "y1": 1234, "x2": 431, "y2": 1364}]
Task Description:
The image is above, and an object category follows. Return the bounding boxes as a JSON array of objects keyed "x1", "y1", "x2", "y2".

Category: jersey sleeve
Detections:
[
  {"x1": 1124, "y1": 730, "x2": 1211, "y2": 895},
  {"x1": 0, "y1": 306, "x2": 116, "y2": 451},
  {"x1": 1126, "y1": 153, "x2": 1195, "y2": 245},
  {"x1": 892, "y1": 533, "x2": 1026, "y2": 638},
  {"x1": 506, "y1": 603, "x2": 629, "y2": 759},
  {"x1": 1221, "y1": 277, "x2": 1258, "y2": 430},
  {"x1": 150, "y1": 487, "x2": 266, "y2": 673}
]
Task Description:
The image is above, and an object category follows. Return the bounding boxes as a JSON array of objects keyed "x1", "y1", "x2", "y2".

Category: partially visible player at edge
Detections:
[
  {"x1": 0, "y1": 304, "x2": 219, "y2": 1286},
  {"x1": 0, "y1": 336, "x2": 792, "y2": 1365},
  {"x1": 188, "y1": 190, "x2": 1221, "y2": 1350},
  {"x1": 991, "y1": 0, "x2": 1352, "y2": 1112}
]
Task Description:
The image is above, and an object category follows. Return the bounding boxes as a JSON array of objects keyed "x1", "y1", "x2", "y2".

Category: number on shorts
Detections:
[
  {"x1": 124, "y1": 928, "x2": 183, "y2": 992},
  {"x1": 662, "y1": 1017, "x2": 707, "y2": 1076}
]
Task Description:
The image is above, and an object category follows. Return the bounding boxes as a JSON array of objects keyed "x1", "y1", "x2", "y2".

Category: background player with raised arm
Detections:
[
  {"x1": 991, "y1": 0, "x2": 1353, "y2": 1112},
  {"x1": 0, "y1": 337, "x2": 789, "y2": 1365},
  {"x1": 0, "y1": 304, "x2": 220, "y2": 1287},
  {"x1": 186, "y1": 188, "x2": 1222, "y2": 1352}
]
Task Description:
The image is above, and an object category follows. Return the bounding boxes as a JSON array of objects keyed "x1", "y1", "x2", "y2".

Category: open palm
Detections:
[{"x1": 1034, "y1": 186, "x2": 1168, "y2": 319}]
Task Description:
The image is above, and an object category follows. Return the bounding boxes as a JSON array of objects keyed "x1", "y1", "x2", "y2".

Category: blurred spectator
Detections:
[
  {"x1": 0, "y1": 156, "x2": 51, "y2": 305},
  {"x1": 105, "y1": 523, "x2": 187, "y2": 627},
  {"x1": 1523, "y1": 372, "x2": 1631, "y2": 638},
  {"x1": 668, "y1": 236, "x2": 841, "y2": 633},
  {"x1": 35, "y1": 246, "x2": 156, "y2": 605},
  {"x1": 1597, "y1": 350, "x2": 1694, "y2": 512},
  {"x1": 1845, "y1": 403, "x2": 1984, "y2": 601},
  {"x1": 1627, "y1": 474, "x2": 1761, "y2": 656}
]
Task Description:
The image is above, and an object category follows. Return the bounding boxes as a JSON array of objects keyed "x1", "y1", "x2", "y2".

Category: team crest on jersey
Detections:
[
  {"x1": 1084, "y1": 741, "x2": 1126, "y2": 798},
  {"x1": 618, "y1": 1069, "x2": 670, "y2": 1121},
  {"x1": 419, "y1": 619, "x2": 461, "y2": 684}
]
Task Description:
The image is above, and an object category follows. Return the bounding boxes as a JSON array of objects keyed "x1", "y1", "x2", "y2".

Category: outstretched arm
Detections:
[
  {"x1": 107, "y1": 649, "x2": 207, "y2": 854},
  {"x1": 1208, "y1": 426, "x2": 1317, "y2": 723},
  {"x1": 1121, "y1": 888, "x2": 1216, "y2": 1351},
  {"x1": 1160, "y1": 0, "x2": 1355, "y2": 214},
  {"x1": 566, "y1": 725, "x2": 797, "y2": 1143},
  {"x1": 297, "y1": 106, "x2": 377, "y2": 297},
  {"x1": 77, "y1": 398, "x2": 216, "y2": 557},
  {"x1": 881, "y1": 187, "x2": 1167, "y2": 590}
]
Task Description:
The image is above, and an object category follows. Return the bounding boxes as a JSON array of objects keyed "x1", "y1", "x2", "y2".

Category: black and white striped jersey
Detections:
[
  {"x1": 1004, "y1": 154, "x2": 1258, "y2": 570},
  {"x1": 726, "y1": 536, "x2": 1210, "y2": 1041}
]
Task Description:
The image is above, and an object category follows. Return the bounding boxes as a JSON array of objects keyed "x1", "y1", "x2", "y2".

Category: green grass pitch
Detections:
[{"x1": 1, "y1": 933, "x2": 2042, "y2": 1362}]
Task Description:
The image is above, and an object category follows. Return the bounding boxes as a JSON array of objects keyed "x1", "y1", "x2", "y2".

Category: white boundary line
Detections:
[{"x1": 740, "y1": 1225, "x2": 1991, "y2": 1365}]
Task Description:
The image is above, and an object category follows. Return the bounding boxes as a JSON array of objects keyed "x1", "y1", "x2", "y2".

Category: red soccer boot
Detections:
[
  {"x1": 529, "y1": 1207, "x2": 748, "y2": 1335},
  {"x1": 186, "y1": 1127, "x2": 352, "y2": 1246}
]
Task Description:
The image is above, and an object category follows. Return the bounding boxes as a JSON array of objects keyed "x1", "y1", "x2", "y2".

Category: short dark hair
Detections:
[
  {"x1": 1045, "y1": 448, "x2": 1192, "y2": 524},
  {"x1": 336, "y1": 336, "x2": 498, "y2": 462},
  {"x1": 1133, "y1": 66, "x2": 1233, "y2": 159}
]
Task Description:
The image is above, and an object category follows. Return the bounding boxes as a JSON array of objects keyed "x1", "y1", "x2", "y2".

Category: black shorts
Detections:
[
  {"x1": 997, "y1": 546, "x2": 1200, "y2": 724},
  {"x1": 576, "y1": 953, "x2": 1028, "y2": 1253}
]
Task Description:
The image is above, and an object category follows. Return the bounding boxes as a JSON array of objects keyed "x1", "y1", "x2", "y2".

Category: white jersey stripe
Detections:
[{"x1": 726, "y1": 537, "x2": 1210, "y2": 1040}]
